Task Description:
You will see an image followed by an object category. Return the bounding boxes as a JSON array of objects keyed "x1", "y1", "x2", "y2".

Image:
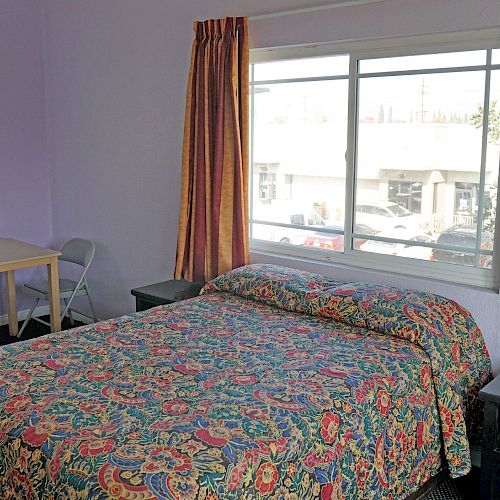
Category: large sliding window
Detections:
[{"x1": 250, "y1": 34, "x2": 500, "y2": 288}]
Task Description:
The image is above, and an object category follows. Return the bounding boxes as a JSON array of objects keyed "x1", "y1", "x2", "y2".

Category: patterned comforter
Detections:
[{"x1": 0, "y1": 264, "x2": 491, "y2": 499}]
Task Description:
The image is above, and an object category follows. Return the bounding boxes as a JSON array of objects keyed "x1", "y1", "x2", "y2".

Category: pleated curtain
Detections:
[{"x1": 175, "y1": 17, "x2": 249, "y2": 282}]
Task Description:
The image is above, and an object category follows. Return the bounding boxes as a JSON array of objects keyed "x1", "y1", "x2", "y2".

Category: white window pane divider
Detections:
[
  {"x1": 251, "y1": 220, "x2": 344, "y2": 235},
  {"x1": 251, "y1": 75, "x2": 349, "y2": 85},
  {"x1": 344, "y1": 56, "x2": 359, "y2": 255},
  {"x1": 475, "y1": 49, "x2": 493, "y2": 266},
  {"x1": 250, "y1": 223, "x2": 494, "y2": 254},
  {"x1": 358, "y1": 64, "x2": 490, "y2": 79},
  {"x1": 349, "y1": 232, "x2": 494, "y2": 255},
  {"x1": 249, "y1": 63, "x2": 255, "y2": 241}
]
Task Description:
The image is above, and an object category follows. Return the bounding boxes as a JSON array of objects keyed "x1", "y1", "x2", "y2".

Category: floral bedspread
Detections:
[{"x1": 0, "y1": 264, "x2": 491, "y2": 499}]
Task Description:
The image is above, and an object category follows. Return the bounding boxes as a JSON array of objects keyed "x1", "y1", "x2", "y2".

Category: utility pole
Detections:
[{"x1": 417, "y1": 77, "x2": 428, "y2": 123}]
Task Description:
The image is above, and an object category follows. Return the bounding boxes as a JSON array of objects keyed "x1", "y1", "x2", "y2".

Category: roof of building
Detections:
[{"x1": 253, "y1": 122, "x2": 499, "y2": 181}]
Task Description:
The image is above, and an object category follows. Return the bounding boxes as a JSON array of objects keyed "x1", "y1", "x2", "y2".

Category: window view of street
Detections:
[
  {"x1": 250, "y1": 50, "x2": 499, "y2": 270},
  {"x1": 251, "y1": 59, "x2": 349, "y2": 249}
]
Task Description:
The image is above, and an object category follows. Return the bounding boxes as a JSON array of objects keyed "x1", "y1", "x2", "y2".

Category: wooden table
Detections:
[{"x1": 0, "y1": 239, "x2": 61, "y2": 336}]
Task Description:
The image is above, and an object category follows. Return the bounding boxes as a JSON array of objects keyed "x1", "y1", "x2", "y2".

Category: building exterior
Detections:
[{"x1": 252, "y1": 121, "x2": 499, "y2": 237}]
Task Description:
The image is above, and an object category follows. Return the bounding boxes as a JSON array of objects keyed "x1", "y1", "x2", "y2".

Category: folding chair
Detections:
[{"x1": 19, "y1": 238, "x2": 97, "y2": 336}]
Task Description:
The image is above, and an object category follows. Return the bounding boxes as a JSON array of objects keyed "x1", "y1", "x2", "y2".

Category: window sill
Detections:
[{"x1": 250, "y1": 241, "x2": 499, "y2": 292}]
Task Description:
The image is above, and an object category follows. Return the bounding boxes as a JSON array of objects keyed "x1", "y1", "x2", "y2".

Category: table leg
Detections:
[
  {"x1": 47, "y1": 257, "x2": 61, "y2": 332},
  {"x1": 5, "y1": 271, "x2": 18, "y2": 336}
]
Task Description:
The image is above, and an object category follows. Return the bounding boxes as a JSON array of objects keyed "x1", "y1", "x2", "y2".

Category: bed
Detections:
[{"x1": 0, "y1": 264, "x2": 491, "y2": 499}]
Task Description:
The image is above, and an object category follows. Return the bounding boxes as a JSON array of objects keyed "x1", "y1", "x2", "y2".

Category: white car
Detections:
[
  {"x1": 359, "y1": 230, "x2": 434, "y2": 261},
  {"x1": 273, "y1": 212, "x2": 328, "y2": 245},
  {"x1": 252, "y1": 212, "x2": 328, "y2": 245},
  {"x1": 356, "y1": 201, "x2": 426, "y2": 233}
]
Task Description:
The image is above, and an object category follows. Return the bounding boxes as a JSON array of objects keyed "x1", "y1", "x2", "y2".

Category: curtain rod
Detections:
[{"x1": 249, "y1": 0, "x2": 385, "y2": 21}]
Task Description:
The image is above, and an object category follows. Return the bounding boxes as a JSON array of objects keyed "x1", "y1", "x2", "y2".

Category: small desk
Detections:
[{"x1": 0, "y1": 239, "x2": 61, "y2": 336}]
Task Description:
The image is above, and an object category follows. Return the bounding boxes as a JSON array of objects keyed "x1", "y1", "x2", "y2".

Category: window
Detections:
[
  {"x1": 454, "y1": 182, "x2": 480, "y2": 216},
  {"x1": 258, "y1": 169, "x2": 277, "y2": 201},
  {"x1": 388, "y1": 181, "x2": 423, "y2": 213},
  {"x1": 250, "y1": 33, "x2": 500, "y2": 288}
]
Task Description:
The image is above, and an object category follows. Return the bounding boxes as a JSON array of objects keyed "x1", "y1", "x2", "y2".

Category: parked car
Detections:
[
  {"x1": 304, "y1": 224, "x2": 343, "y2": 250},
  {"x1": 252, "y1": 212, "x2": 328, "y2": 245},
  {"x1": 274, "y1": 212, "x2": 328, "y2": 245},
  {"x1": 431, "y1": 225, "x2": 493, "y2": 268},
  {"x1": 360, "y1": 230, "x2": 435, "y2": 260},
  {"x1": 304, "y1": 224, "x2": 378, "y2": 251},
  {"x1": 356, "y1": 201, "x2": 426, "y2": 233}
]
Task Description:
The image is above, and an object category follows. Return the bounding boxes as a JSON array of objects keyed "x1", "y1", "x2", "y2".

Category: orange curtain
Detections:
[{"x1": 175, "y1": 17, "x2": 249, "y2": 282}]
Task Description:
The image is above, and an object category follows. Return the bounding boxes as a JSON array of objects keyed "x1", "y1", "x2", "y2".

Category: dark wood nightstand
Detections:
[
  {"x1": 479, "y1": 375, "x2": 500, "y2": 499},
  {"x1": 131, "y1": 279, "x2": 204, "y2": 312}
]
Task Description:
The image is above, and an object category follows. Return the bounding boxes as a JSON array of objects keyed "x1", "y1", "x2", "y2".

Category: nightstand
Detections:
[
  {"x1": 479, "y1": 374, "x2": 500, "y2": 499},
  {"x1": 131, "y1": 279, "x2": 204, "y2": 312}
]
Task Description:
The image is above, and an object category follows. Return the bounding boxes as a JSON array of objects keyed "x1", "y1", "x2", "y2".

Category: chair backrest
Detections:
[{"x1": 60, "y1": 238, "x2": 95, "y2": 268}]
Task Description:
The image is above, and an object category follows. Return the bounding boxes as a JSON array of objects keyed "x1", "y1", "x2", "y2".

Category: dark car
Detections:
[
  {"x1": 304, "y1": 224, "x2": 378, "y2": 251},
  {"x1": 431, "y1": 225, "x2": 493, "y2": 268}
]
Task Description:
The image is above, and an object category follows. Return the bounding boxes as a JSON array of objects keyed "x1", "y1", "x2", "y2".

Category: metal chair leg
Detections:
[
  {"x1": 18, "y1": 298, "x2": 39, "y2": 337},
  {"x1": 86, "y1": 286, "x2": 98, "y2": 323},
  {"x1": 63, "y1": 298, "x2": 75, "y2": 326}
]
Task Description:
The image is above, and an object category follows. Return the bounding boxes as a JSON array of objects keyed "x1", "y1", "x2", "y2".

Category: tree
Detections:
[
  {"x1": 470, "y1": 100, "x2": 500, "y2": 232},
  {"x1": 470, "y1": 99, "x2": 500, "y2": 145},
  {"x1": 377, "y1": 105, "x2": 385, "y2": 123}
]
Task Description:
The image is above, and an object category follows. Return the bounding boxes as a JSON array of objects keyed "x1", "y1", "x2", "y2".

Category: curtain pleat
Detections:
[{"x1": 175, "y1": 17, "x2": 249, "y2": 282}]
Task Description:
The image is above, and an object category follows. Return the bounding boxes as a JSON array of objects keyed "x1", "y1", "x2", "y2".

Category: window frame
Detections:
[{"x1": 249, "y1": 29, "x2": 500, "y2": 289}]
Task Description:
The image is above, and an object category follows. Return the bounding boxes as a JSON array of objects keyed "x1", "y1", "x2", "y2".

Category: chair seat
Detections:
[
  {"x1": 24, "y1": 279, "x2": 86, "y2": 299},
  {"x1": 18, "y1": 238, "x2": 97, "y2": 338}
]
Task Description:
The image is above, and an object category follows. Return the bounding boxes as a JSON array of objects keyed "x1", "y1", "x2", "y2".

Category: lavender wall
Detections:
[
  {"x1": 41, "y1": 0, "x2": 500, "y2": 372},
  {"x1": 0, "y1": 0, "x2": 52, "y2": 314}
]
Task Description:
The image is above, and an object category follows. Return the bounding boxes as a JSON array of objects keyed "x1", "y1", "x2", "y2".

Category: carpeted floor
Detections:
[
  {"x1": 0, "y1": 316, "x2": 482, "y2": 499},
  {"x1": 0, "y1": 315, "x2": 84, "y2": 345},
  {"x1": 427, "y1": 478, "x2": 463, "y2": 499},
  {"x1": 428, "y1": 467, "x2": 480, "y2": 499}
]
